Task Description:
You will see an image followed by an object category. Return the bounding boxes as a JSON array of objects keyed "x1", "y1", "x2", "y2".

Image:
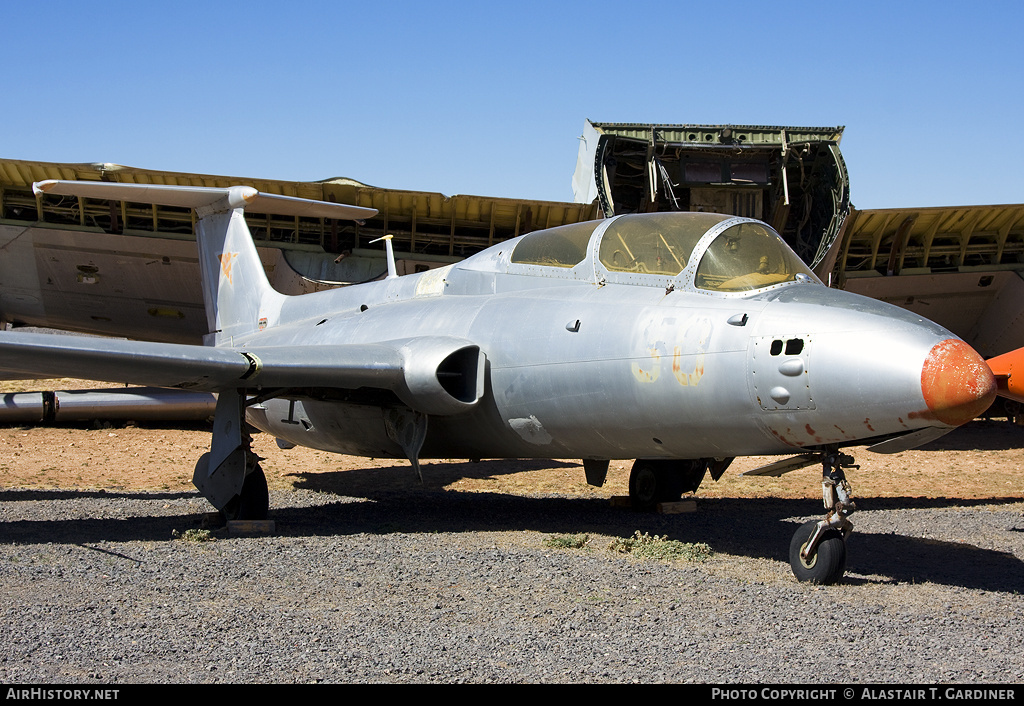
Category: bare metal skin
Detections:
[{"x1": 0, "y1": 182, "x2": 997, "y2": 584}]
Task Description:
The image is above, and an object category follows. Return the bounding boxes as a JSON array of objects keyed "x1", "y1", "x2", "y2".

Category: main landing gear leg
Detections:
[
  {"x1": 789, "y1": 448, "x2": 858, "y2": 585},
  {"x1": 219, "y1": 435, "x2": 268, "y2": 522},
  {"x1": 192, "y1": 388, "x2": 269, "y2": 521},
  {"x1": 628, "y1": 459, "x2": 708, "y2": 511}
]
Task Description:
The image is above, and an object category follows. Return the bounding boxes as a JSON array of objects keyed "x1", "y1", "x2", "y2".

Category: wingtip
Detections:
[{"x1": 32, "y1": 180, "x2": 58, "y2": 196}]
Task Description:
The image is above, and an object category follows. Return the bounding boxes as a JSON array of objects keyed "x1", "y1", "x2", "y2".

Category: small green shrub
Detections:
[
  {"x1": 172, "y1": 528, "x2": 215, "y2": 542},
  {"x1": 543, "y1": 533, "x2": 590, "y2": 549},
  {"x1": 608, "y1": 531, "x2": 712, "y2": 562}
]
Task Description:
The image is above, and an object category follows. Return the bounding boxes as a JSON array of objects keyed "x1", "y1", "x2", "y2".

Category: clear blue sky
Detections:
[{"x1": 4, "y1": 1, "x2": 1022, "y2": 209}]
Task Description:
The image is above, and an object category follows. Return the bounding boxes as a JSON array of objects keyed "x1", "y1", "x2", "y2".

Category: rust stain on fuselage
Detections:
[
  {"x1": 672, "y1": 346, "x2": 704, "y2": 386},
  {"x1": 632, "y1": 348, "x2": 661, "y2": 383}
]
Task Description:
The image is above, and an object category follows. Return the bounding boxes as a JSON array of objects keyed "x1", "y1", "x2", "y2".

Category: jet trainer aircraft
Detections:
[{"x1": 0, "y1": 180, "x2": 1003, "y2": 584}]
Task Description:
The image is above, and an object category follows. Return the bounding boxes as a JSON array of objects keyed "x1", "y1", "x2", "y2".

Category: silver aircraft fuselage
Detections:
[
  {"x1": 240, "y1": 213, "x2": 994, "y2": 462},
  {"x1": 7, "y1": 184, "x2": 1000, "y2": 585}
]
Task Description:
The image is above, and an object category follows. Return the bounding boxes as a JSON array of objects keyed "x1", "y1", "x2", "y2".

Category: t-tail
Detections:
[
  {"x1": 33, "y1": 180, "x2": 377, "y2": 346},
  {"x1": 192, "y1": 190, "x2": 284, "y2": 346}
]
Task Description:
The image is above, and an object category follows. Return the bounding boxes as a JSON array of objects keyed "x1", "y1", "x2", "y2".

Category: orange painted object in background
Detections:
[{"x1": 986, "y1": 347, "x2": 1024, "y2": 404}]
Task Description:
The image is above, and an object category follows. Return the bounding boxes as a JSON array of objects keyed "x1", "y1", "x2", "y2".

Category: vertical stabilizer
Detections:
[{"x1": 194, "y1": 202, "x2": 285, "y2": 347}]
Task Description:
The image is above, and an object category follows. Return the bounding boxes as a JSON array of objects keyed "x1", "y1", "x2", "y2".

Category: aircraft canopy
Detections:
[
  {"x1": 507, "y1": 220, "x2": 602, "y2": 268},
  {"x1": 508, "y1": 211, "x2": 817, "y2": 293}
]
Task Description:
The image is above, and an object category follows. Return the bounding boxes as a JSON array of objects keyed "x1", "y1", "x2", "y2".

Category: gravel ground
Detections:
[{"x1": 2, "y1": 482, "x2": 1023, "y2": 684}]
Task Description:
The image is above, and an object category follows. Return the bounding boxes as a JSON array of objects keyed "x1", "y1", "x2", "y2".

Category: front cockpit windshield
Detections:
[
  {"x1": 599, "y1": 212, "x2": 731, "y2": 275},
  {"x1": 695, "y1": 221, "x2": 816, "y2": 292}
]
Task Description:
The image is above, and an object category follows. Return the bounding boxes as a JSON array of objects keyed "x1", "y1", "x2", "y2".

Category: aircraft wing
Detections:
[
  {"x1": 0, "y1": 331, "x2": 485, "y2": 416},
  {"x1": 837, "y1": 204, "x2": 1024, "y2": 359}
]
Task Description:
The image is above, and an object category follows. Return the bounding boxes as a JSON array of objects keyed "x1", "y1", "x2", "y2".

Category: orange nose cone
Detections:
[{"x1": 921, "y1": 339, "x2": 997, "y2": 426}]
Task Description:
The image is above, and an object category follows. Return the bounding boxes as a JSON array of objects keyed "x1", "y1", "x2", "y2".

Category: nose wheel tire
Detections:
[{"x1": 789, "y1": 520, "x2": 847, "y2": 584}]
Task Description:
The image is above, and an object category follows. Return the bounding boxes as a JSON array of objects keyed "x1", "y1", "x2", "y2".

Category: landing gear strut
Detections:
[
  {"x1": 788, "y1": 448, "x2": 858, "y2": 584},
  {"x1": 193, "y1": 388, "x2": 270, "y2": 521}
]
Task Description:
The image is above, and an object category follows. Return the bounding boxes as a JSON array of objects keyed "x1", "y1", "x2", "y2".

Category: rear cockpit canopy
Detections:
[
  {"x1": 506, "y1": 220, "x2": 601, "y2": 268},
  {"x1": 506, "y1": 212, "x2": 818, "y2": 294}
]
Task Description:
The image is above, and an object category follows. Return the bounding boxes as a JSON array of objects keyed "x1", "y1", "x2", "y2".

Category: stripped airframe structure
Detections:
[
  {"x1": 838, "y1": 204, "x2": 1024, "y2": 358},
  {"x1": 573, "y1": 122, "x2": 1024, "y2": 360},
  {"x1": 573, "y1": 122, "x2": 850, "y2": 274}
]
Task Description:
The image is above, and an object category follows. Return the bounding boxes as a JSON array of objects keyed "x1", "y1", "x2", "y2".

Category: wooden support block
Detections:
[
  {"x1": 608, "y1": 496, "x2": 698, "y2": 513},
  {"x1": 227, "y1": 519, "x2": 276, "y2": 535},
  {"x1": 657, "y1": 499, "x2": 697, "y2": 514}
]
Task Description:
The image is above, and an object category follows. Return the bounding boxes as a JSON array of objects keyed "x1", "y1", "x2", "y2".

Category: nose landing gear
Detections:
[{"x1": 789, "y1": 448, "x2": 858, "y2": 584}]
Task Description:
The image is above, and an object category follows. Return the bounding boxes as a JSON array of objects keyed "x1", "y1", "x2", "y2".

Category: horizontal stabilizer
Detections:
[{"x1": 33, "y1": 180, "x2": 377, "y2": 220}]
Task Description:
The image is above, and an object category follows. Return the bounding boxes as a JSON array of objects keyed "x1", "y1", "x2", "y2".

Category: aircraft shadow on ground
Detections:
[
  {"x1": 0, "y1": 488, "x2": 195, "y2": 502},
  {"x1": 1, "y1": 484, "x2": 1022, "y2": 594},
  {"x1": 916, "y1": 420, "x2": 1024, "y2": 451},
  {"x1": 284, "y1": 458, "x2": 581, "y2": 494},
  {"x1": 288, "y1": 461, "x2": 1024, "y2": 513}
]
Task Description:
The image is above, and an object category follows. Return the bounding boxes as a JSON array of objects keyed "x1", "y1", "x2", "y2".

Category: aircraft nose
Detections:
[{"x1": 920, "y1": 339, "x2": 996, "y2": 426}]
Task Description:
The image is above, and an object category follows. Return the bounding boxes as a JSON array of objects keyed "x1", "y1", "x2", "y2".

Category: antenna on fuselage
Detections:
[{"x1": 369, "y1": 234, "x2": 398, "y2": 279}]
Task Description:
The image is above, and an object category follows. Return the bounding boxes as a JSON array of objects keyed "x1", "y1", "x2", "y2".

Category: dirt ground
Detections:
[{"x1": 2, "y1": 378, "x2": 1023, "y2": 502}]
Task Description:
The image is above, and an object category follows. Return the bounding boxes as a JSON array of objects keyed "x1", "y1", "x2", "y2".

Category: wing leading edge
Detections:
[{"x1": 0, "y1": 332, "x2": 485, "y2": 416}]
